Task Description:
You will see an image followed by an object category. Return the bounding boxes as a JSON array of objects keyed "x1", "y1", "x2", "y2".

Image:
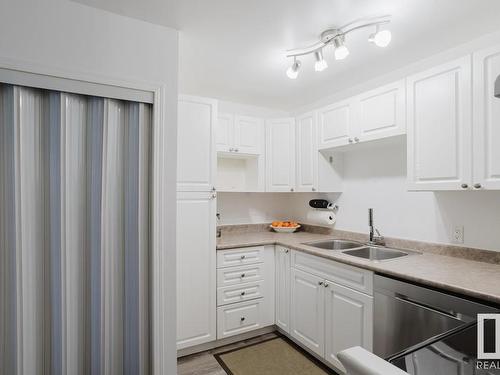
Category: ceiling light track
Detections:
[{"x1": 285, "y1": 15, "x2": 392, "y2": 78}]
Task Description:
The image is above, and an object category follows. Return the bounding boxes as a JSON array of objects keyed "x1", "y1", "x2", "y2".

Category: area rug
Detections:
[{"x1": 214, "y1": 336, "x2": 336, "y2": 375}]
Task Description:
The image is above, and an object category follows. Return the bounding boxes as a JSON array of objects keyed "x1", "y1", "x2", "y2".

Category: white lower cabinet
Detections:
[
  {"x1": 290, "y1": 268, "x2": 325, "y2": 357},
  {"x1": 275, "y1": 246, "x2": 291, "y2": 333},
  {"x1": 324, "y1": 282, "x2": 373, "y2": 370},
  {"x1": 176, "y1": 192, "x2": 216, "y2": 349},
  {"x1": 289, "y1": 251, "x2": 374, "y2": 372},
  {"x1": 216, "y1": 246, "x2": 275, "y2": 339}
]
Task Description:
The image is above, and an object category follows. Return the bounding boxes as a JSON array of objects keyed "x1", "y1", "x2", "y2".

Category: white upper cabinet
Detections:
[
  {"x1": 318, "y1": 99, "x2": 355, "y2": 149},
  {"x1": 216, "y1": 113, "x2": 234, "y2": 153},
  {"x1": 406, "y1": 56, "x2": 472, "y2": 190},
  {"x1": 473, "y1": 45, "x2": 500, "y2": 190},
  {"x1": 296, "y1": 112, "x2": 319, "y2": 192},
  {"x1": 355, "y1": 80, "x2": 406, "y2": 142},
  {"x1": 234, "y1": 115, "x2": 263, "y2": 154},
  {"x1": 216, "y1": 113, "x2": 262, "y2": 155},
  {"x1": 178, "y1": 95, "x2": 217, "y2": 191},
  {"x1": 266, "y1": 118, "x2": 296, "y2": 192}
]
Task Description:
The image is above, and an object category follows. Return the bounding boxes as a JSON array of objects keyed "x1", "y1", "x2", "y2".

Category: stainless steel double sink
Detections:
[{"x1": 303, "y1": 239, "x2": 420, "y2": 261}]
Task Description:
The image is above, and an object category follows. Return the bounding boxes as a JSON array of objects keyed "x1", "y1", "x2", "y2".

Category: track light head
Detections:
[
  {"x1": 314, "y1": 50, "x2": 328, "y2": 72},
  {"x1": 369, "y1": 25, "x2": 392, "y2": 47},
  {"x1": 286, "y1": 58, "x2": 301, "y2": 79},
  {"x1": 333, "y1": 35, "x2": 349, "y2": 60}
]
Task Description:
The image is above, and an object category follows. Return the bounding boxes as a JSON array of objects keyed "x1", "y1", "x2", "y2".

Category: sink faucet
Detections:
[{"x1": 368, "y1": 208, "x2": 385, "y2": 246}]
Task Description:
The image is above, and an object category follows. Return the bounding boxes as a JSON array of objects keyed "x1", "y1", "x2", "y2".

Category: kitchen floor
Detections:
[{"x1": 177, "y1": 333, "x2": 279, "y2": 375}]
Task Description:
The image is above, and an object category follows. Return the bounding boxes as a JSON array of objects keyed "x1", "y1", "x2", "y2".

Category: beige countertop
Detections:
[{"x1": 217, "y1": 230, "x2": 500, "y2": 306}]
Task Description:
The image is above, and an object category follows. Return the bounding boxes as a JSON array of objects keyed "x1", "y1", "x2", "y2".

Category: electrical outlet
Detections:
[{"x1": 452, "y1": 225, "x2": 464, "y2": 244}]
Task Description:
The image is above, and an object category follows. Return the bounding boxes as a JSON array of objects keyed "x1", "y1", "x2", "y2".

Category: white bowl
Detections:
[{"x1": 270, "y1": 224, "x2": 301, "y2": 233}]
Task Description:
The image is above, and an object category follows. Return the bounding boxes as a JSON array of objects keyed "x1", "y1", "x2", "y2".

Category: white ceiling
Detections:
[{"x1": 73, "y1": 0, "x2": 500, "y2": 111}]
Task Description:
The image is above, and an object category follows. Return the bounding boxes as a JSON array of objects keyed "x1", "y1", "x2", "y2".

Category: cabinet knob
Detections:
[
  {"x1": 240, "y1": 273, "x2": 245, "y2": 278},
  {"x1": 461, "y1": 184, "x2": 468, "y2": 189},
  {"x1": 290, "y1": 188, "x2": 294, "y2": 192},
  {"x1": 348, "y1": 138, "x2": 353, "y2": 143},
  {"x1": 240, "y1": 255, "x2": 246, "y2": 259},
  {"x1": 240, "y1": 317, "x2": 246, "y2": 322},
  {"x1": 285, "y1": 249, "x2": 289, "y2": 254},
  {"x1": 210, "y1": 193, "x2": 217, "y2": 199},
  {"x1": 240, "y1": 291, "x2": 246, "y2": 296},
  {"x1": 318, "y1": 281, "x2": 324, "y2": 286},
  {"x1": 312, "y1": 187, "x2": 316, "y2": 192},
  {"x1": 234, "y1": 148, "x2": 239, "y2": 152},
  {"x1": 229, "y1": 147, "x2": 234, "y2": 152},
  {"x1": 354, "y1": 137, "x2": 360, "y2": 142},
  {"x1": 324, "y1": 283, "x2": 329, "y2": 288},
  {"x1": 474, "y1": 183, "x2": 482, "y2": 189}
]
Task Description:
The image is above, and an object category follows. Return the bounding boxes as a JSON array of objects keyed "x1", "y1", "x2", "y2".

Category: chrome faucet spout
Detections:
[{"x1": 367, "y1": 208, "x2": 385, "y2": 246}]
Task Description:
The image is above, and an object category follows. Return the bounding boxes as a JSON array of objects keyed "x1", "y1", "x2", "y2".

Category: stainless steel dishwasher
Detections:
[{"x1": 373, "y1": 274, "x2": 497, "y2": 359}]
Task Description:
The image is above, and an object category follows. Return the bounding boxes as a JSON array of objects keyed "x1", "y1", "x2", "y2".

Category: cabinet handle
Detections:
[
  {"x1": 324, "y1": 283, "x2": 329, "y2": 288},
  {"x1": 240, "y1": 255, "x2": 246, "y2": 259},
  {"x1": 240, "y1": 291, "x2": 246, "y2": 296},
  {"x1": 474, "y1": 183, "x2": 482, "y2": 189},
  {"x1": 348, "y1": 138, "x2": 353, "y2": 143},
  {"x1": 461, "y1": 184, "x2": 468, "y2": 189},
  {"x1": 240, "y1": 317, "x2": 246, "y2": 322},
  {"x1": 318, "y1": 281, "x2": 324, "y2": 286},
  {"x1": 240, "y1": 273, "x2": 245, "y2": 278},
  {"x1": 354, "y1": 137, "x2": 360, "y2": 142}
]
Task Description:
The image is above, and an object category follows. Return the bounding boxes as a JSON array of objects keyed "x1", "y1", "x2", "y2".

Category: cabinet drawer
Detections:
[
  {"x1": 217, "y1": 281, "x2": 264, "y2": 306},
  {"x1": 217, "y1": 299, "x2": 264, "y2": 339},
  {"x1": 216, "y1": 246, "x2": 265, "y2": 268},
  {"x1": 217, "y1": 263, "x2": 264, "y2": 287},
  {"x1": 292, "y1": 250, "x2": 373, "y2": 295}
]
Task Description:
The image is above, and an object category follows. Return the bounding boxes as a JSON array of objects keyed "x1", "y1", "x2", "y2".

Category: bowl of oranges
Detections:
[{"x1": 270, "y1": 221, "x2": 301, "y2": 233}]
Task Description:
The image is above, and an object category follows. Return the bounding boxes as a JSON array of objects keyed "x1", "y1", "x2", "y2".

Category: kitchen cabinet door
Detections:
[
  {"x1": 176, "y1": 191, "x2": 216, "y2": 349},
  {"x1": 355, "y1": 80, "x2": 406, "y2": 143},
  {"x1": 406, "y1": 56, "x2": 472, "y2": 190},
  {"x1": 473, "y1": 45, "x2": 500, "y2": 190},
  {"x1": 265, "y1": 118, "x2": 296, "y2": 192},
  {"x1": 275, "y1": 246, "x2": 291, "y2": 333},
  {"x1": 234, "y1": 115, "x2": 263, "y2": 155},
  {"x1": 290, "y1": 268, "x2": 324, "y2": 357},
  {"x1": 296, "y1": 112, "x2": 319, "y2": 192},
  {"x1": 177, "y1": 95, "x2": 217, "y2": 191},
  {"x1": 324, "y1": 281, "x2": 373, "y2": 371},
  {"x1": 216, "y1": 113, "x2": 233, "y2": 153},
  {"x1": 317, "y1": 99, "x2": 355, "y2": 149}
]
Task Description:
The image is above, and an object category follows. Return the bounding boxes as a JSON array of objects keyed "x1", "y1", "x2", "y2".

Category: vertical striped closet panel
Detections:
[{"x1": 0, "y1": 83, "x2": 152, "y2": 375}]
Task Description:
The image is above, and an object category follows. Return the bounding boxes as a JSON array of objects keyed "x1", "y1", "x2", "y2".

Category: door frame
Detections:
[{"x1": 0, "y1": 56, "x2": 174, "y2": 375}]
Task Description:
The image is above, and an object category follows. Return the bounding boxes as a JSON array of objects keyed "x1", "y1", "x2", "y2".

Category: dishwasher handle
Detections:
[{"x1": 394, "y1": 293, "x2": 464, "y2": 321}]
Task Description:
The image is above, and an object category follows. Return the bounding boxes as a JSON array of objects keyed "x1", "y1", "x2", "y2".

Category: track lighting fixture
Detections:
[
  {"x1": 314, "y1": 50, "x2": 328, "y2": 72},
  {"x1": 285, "y1": 15, "x2": 391, "y2": 79},
  {"x1": 286, "y1": 57, "x2": 301, "y2": 79}
]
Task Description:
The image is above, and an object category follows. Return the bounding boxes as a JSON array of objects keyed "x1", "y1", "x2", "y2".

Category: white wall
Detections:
[
  {"x1": 219, "y1": 141, "x2": 500, "y2": 252},
  {"x1": 217, "y1": 192, "x2": 293, "y2": 225},
  {"x1": 290, "y1": 142, "x2": 500, "y2": 252},
  {"x1": 0, "y1": 0, "x2": 178, "y2": 372},
  {"x1": 218, "y1": 99, "x2": 289, "y2": 118}
]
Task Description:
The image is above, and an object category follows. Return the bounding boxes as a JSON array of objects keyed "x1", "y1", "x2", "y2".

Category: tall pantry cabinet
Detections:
[{"x1": 176, "y1": 95, "x2": 218, "y2": 349}]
